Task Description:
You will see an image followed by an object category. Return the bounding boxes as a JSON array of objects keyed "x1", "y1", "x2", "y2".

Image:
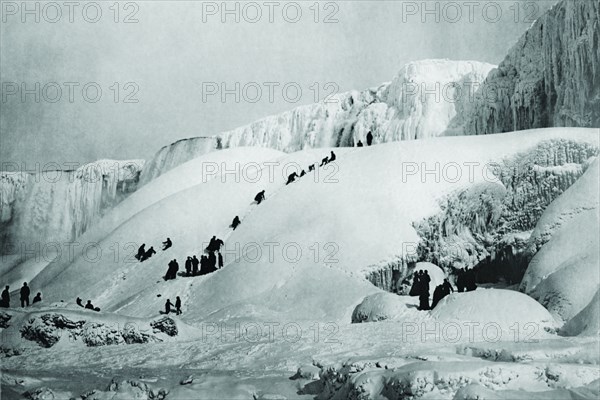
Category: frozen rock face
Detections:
[
  {"x1": 139, "y1": 59, "x2": 495, "y2": 185},
  {"x1": 0, "y1": 160, "x2": 144, "y2": 255},
  {"x1": 139, "y1": 137, "x2": 218, "y2": 185},
  {"x1": 465, "y1": 0, "x2": 600, "y2": 134}
]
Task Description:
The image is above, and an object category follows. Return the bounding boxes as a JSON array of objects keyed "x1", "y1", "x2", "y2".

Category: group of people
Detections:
[
  {"x1": 356, "y1": 131, "x2": 374, "y2": 147},
  {"x1": 0, "y1": 282, "x2": 41, "y2": 308},
  {"x1": 164, "y1": 235, "x2": 225, "y2": 281},
  {"x1": 409, "y1": 270, "x2": 432, "y2": 310},
  {"x1": 409, "y1": 267, "x2": 478, "y2": 310},
  {"x1": 285, "y1": 151, "x2": 338, "y2": 186},
  {"x1": 456, "y1": 268, "x2": 477, "y2": 292},
  {"x1": 135, "y1": 237, "x2": 172, "y2": 263},
  {"x1": 164, "y1": 296, "x2": 182, "y2": 315},
  {"x1": 76, "y1": 297, "x2": 100, "y2": 312}
]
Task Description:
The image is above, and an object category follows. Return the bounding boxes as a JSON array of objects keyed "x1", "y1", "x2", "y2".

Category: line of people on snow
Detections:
[
  {"x1": 409, "y1": 267, "x2": 477, "y2": 310},
  {"x1": 286, "y1": 150, "x2": 337, "y2": 186},
  {"x1": 164, "y1": 236, "x2": 225, "y2": 281},
  {"x1": 135, "y1": 237, "x2": 173, "y2": 262},
  {"x1": 0, "y1": 282, "x2": 42, "y2": 308}
]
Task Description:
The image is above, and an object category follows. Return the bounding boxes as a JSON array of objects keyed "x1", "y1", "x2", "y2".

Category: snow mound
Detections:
[
  {"x1": 453, "y1": 380, "x2": 600, "y2": 400},
  {"x1": 431, "y1": 289, "x2": 558, "y2": 334},
  {"x1": 561, "y1": 289, "x2": 600, "y2": 337},
  {"x1": 352, "y1": 293, "x2": 421, "y2": 323},
  {"x1": 521, "y1": 158, "x2": 600, "y2": 323}
]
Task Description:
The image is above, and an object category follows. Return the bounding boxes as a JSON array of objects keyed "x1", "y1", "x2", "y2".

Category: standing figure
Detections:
[
  {"x1": 165, "y1": 299, "x2": 174, "y2": 314},
  {"x1": 175, "y1": 296, "x2": 182, "y2": 315},
  {"x1": 185, "y1": 256, "x2": 192, "y2": 276},
  {"x1": 366, "y1": 131, "x2": 373, "y2": 146},
  {"x1": 192, "y1": 255, "x2": 200, "y2": 275},
  {"x1": 20, "y1": 282, "x2": 30, "y2": 308},
  {"x1": 1, "y1": 285, "x2": 10, "y2": 308}
]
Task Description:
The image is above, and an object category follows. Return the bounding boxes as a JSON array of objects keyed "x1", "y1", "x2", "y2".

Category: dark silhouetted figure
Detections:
[
  {"x1": 456, "y1": 268, "x2": 465, "y2": 292},
  {"x1": 165, "y1": 259, "x2": 179, "y2": 280},
  {"x1": 320, "y1": 156, "x2": 329, "y2": 167},
  {"x1": 20, "y1": 282, "x2": 30, "y2": 307},
  {"x1": 308, "y1": 164, "x2": 315, "y2": 172},
  {"x1": 215, "y1": 238, "x2": 224, "y2": 251},
  {"x1": 218, "y1": 252, "x2": 224, "y2": 269},
  {"x1": 175, "y1": 296, "x2": 182, "y2": 315},
  {"x1": 165, "y1": 299, "x2": 174, "y2": 314},
  {"x1": 206, "y1": 236, "x2": 217, "y2": 252},
  {"x1": 76, "y1": 297, "x2": 84, "y2": 307},
  {"x1": 418, "y1": 271, "x2": 431, "y2": 311},
  {"x1": 299, "y1": 170, "x2": 306, "y2": 177},
  {"x1": 255, "y1": 190, "x2": 266, "y2": 204},
  {"x1": 200, "y1": 255, "x2": 208, "y2": 275},
  {"x1": 1, "y1": 285, "x2": 9, "y2": 308},
  {"x1": 135, "y1": 243, "x2": 146, "y2": 260},
  {"x1": 33, "y1": 292, "x2": 42, "y2": 304},
  {"x1": 431, "y1": 284, "x2": 444, "y2": 309},
  {"x1": 185, "y1": 257, "x2": 192, "y2": 276},
  {"x1": 442, "y1": 278, "x2": 454, "y2": 296},
  {"x1": 409, "y1": 271, "x2": 421, "y2": 296},
  {"x1": 140, "y1": 246, "x2": 156, "y2": 262},
  {"x1": 366, "y1": 131, "x2": 373, "y2": 146},
  {"x1": 192, "y1": 255, "x2": 200, "y2": 275},
  {"x1": 357, "y1": 140, "x2": 363, "y2": 147},
  {"x1": 208, "y1": 252, "x2": 217, "y2": 273},
  {"x1": 329, "y1": 151, "x2": 336, "y2": 162},
  {"x1": 286, "y1": 172, "x2": 298, "y2": 185},
  {"x1": 231, "y1": 216, "x2": 241, "y2": 230},
  {"x1": 465, "y1": 269, "x2": 477, "y2": 292},
  {"x1": 85, "y1": 300, "x2": 95, "y2": 310},
  {"x1": 162, "y1": 238, "x2": 172, "y2": 251}
]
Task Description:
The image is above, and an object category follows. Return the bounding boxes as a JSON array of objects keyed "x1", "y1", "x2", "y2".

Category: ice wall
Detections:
[
  {"x1": 140, "y1": 59, "x2": 495, "y2": 184},
  {"x1": 465, "y1": 0, "x2": 600, "y2": 134},
  {"x1": 0, "y1": 160, "x2": 144, "y2": 256},
  {"x1": 138, "y1": 137, "x2": 218, "y2": 185}
]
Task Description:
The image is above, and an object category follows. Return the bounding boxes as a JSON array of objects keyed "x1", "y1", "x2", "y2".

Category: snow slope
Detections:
[
  {"x1": 521, "y1": 158, "x2": 599, "y2": 324},
  {"x1": 23, "y1": 128, "x2": 598, "y2": 326}
]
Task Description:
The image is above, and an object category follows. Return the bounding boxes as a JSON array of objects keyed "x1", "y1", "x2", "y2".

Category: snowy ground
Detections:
[{"x1": 1, "y1": 128, "x2": 599, "y2": 399}]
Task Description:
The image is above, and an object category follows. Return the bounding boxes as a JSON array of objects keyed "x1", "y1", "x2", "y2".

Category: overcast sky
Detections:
[{"x1": 1, "y1": 0, "x2": 556, "y2": 169}]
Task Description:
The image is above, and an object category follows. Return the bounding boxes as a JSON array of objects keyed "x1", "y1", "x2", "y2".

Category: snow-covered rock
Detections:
[
  {"x1": 561, "y1": 288, "x2": 600, "y2": 337},
  {"x1": 465, "y1": 0, "x2": 600, "y2": 134},
  {"x1": 351, "y1": 293, "x2": 421, "y2": 323}
]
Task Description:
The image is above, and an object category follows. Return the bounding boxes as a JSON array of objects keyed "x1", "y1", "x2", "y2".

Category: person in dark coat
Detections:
[
  {"x1": 206, "y1": 236, "x2": 217, "y2": 252},
  {"x1": 1, "y1": 285, "x2": 9, "y2": 308},
  {"x1": 308, "y1": 164, "x2": 315, "y2": 172},
  {"x1": 456, "y1": 268, "x2": 465, "y2": 292},
  {"x1": 175, "y1": 296, "x2": 182, "y2": 315},
  {"x1": 140, "y1": 246, "x2": 156, "y2": 262},
  {"x1": 218, "y1": 252, "x2": 224, "y2": 269},
  {"x1": 32, "y1": 292, "x2": 42, "y2": 304},
  {"x1": 85, "y1": 300, "x2": 95, "y2": 310},
  {"x1": 409, "y1": 271, "x2": 421, "y2": 296},
  {"x1": 231, "y1": 216, "x2": 241, "y2": 230},
  {"x1": 320, "y1": 156, "x2": 329, "y2": 167},
  {"x1": 20, "y1": 282, "x2": 30, "y2": 307},
  {"x1": 366, "y1": 131, "x2": 373, "y2": 146},
  {"x1": 165, "y1": 299, "x2": 174, "y2": 314},
  {"x1": 286, "y1": 172, "x2": 298, "y2": 185},
  {"x1": 185, "y1": 257, "x2": 192, "y2": 276},
  {"x1": 208, "y1": 252, "x2": 217, "y2": 273},
  {"x1": 442, "y1": 278, "x2": 454, "y2": 296},
  {"x1": 76, "y1": 297, "x2": 84, "y2": 307},
  {"x1": 299, "y1": 169, "x2": 306, "y2": 177},
  {"x1": 357, "y1": 140, "x2": 363, "y2": 147},
  {"x1": 418, "y1": 271, "x2": 431, "y2": 311},
  {"x1": 135, "y1": 243, "x2": 146, "y2": 260},
  {"x1": 215, "y1": 238, "x2": 224, "y2": 251},
  {"x1": 162, "y1": 238, "x2": 172, "y2": 251},
  {"x1": 191, "y1": 255, "x2": 200, "y2": 275},
  {"x1": 465, "y1": 268, "x2": 477, "y2": 292},
  {"x1": 200, "y1": 255, "x2": 208, "y2": 275},
  {"x1": 329, "y1": 151, "x2": 336, "y2": 162},
  {"x1": 431, "y1": 284, "x2": 444, "y2": 309},
  {"x1": 254, "y1": 190, "x2": 266, "y2": 204}
]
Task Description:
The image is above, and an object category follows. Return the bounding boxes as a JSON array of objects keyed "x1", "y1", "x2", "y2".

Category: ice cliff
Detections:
[
  {"x1": 0, "y1": 160, "x2": 144, "y2": 255},
  {"x1": 139, "y1": 59, "x2": 496, "y2": 184},
  {"x1": 465, "y1": 0, "x2": 600, "y2": 134}
]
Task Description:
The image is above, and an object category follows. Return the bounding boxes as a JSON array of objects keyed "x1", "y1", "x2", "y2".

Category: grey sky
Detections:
[{"x1": 1, "y1": 0, "x2": 556, "y2": 169}]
